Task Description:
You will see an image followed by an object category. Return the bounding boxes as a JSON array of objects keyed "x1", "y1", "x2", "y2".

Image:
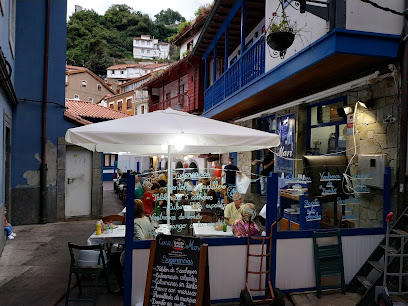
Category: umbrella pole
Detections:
[{"x1": 167, "y1": 145, "x2": 172, "y2": 227}]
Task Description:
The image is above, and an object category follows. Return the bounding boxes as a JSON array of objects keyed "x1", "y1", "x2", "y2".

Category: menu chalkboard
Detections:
[{"x1": 144, "y1": 234, "x2": 209, "y2": 306}]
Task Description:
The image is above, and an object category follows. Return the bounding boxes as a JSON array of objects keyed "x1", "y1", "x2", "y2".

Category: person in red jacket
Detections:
[{"x1": 142, "y1": 183, "x2": 160, "y2": 216}]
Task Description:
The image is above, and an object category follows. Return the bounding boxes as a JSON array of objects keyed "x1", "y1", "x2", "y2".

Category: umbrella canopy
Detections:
[{"x1": 65, "y1": 108, "x2": 279, "y2": 154}]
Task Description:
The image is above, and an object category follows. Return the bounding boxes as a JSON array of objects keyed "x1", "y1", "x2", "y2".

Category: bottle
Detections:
[
  {"x1": 104, "y1": 222, "x2": 108, "y2": 233},
  {"x1": 96, "y1": 222, "x2": 102, "y2": 235},
  {"x1": 99, "y1": 220, "x2": 104, "y2": 233},
  {"x1": 109, "y1": 221, "x2": 113, "y2": 232},
  {"x1": 155, "y1": 203, "x2": 161, "y2": 216},
  {"x1": 222, "y1": 217, "x2": 227, "y2": 232}
]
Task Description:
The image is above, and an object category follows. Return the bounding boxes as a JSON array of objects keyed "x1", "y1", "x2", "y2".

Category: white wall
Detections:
[
  {"x1": 180, "y1": 30, "x2": 202, "y2": 59},
  {"x1": 117, "y1": 155, "x2": 150, "y2": 173},
  {"x1": 346, "y1": 0, "x2": 404, "y2": 35},
  {"x1": 265, "y1": 0, "x2": 328, "y2": 72},
  {"x1": 158, "y1": 75, "x2": 189, "y2": 102},
  {"x1": 275, "y1": 235, "x2": 384, "y2": 289}
]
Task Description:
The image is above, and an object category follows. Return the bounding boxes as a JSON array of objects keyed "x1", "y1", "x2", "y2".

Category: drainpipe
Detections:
[
  {"x1": 40, "y1": 0, "x2": 50, "y2": 224},
  {"x1": 398, "y1": 4, "x2": 408, "y2": 217}
]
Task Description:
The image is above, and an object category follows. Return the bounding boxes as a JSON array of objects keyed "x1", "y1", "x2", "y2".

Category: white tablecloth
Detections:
[
  {"x1": 182, "y1": 205, "x2": 201, "y2": 218},
  {"x1": 87, "y1": 225, "x2": 126, "y2": 245},
  {"x1": 192, "y1": 223, "x2": 234, "y2": 237}
]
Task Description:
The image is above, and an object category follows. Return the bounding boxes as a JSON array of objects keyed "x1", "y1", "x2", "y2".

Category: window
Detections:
[
  {"x1": 165, "y1": 93, "x2": 170, "y2": 100},
  {"x1": 135, "y1": 40, "x2": 139, "y2": 44},
  {"x1": 97, "y1": 84, "x2": 102, "y2": 91},
  {"x1": 307, "y1": 97, "x2": 347, "y2": 155},
  {"x1": 88, "y1": 97, "x2": 93, "y2": 102},
  {"x1": 109, "y1": 103, "x2": 114, "y2": 109},
  {"x1": 187, "y1": 40, "x2": 194, "y2": 51},
  {"x1": 104, "y1": 154, "x2": 116, "y2": 167},
  {"x1": 147, "y1": 50, "x2": 150, "y2": 54},
  {"x1": 117, "y1": 100, "x2": 123, "y2": 111},
  {"x1": 147, "y1": 41, "x2": 150, "y2": 46},
  {"x1": 141, "y1": 49, "x2": 145, "y2": 54},
  {"x1": 120, "y1": 71, "x2": 124, "y2": 75},
  {"x1": 74, "y1": 94, "x2": 79, "y2": 100},
  {"x1": 141, "y1": 41, "x2": 145, "y2": 45},
  {"x1": 81, "y1": 80, "x2": 87, "y2": 88},
  {"x1": 126, "y1": 98, "x2": 132, "y2": 110},
  {"x1": 141, "y1": 105, "x2": 145, "y2": 114},
  {"x1": 135, "y1": 108, "x2": 138, "y2": 115},
  {"x1": 9, "y1": 0, "x2": 16, "y2": 56}
]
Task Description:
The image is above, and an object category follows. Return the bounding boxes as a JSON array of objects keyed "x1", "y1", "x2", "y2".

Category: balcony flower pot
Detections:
[{"x1": 266, "y1": 31, "x2": 295, "y2": 51}]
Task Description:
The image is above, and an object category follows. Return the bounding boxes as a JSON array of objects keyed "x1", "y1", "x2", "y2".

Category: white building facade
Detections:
[{"x1": 133, "y1": 35, "x2": 169, "y2": 60}]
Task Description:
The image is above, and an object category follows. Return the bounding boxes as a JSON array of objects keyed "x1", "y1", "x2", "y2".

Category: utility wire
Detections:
[
  {"x1": 18, "y1": 98, "x2": 67, "y2": 108},
  {"x1": 360, "y1": 0, "x2": 405, "y2": 16}
]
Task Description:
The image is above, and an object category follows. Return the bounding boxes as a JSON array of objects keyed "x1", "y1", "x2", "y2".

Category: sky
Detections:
[{"x1": 66, "y1": 0, "x2": 211, "y2": 21}]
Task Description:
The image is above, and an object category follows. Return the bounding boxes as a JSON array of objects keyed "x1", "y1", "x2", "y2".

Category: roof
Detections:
[
  {"x1": 65, "y1": 65, "x2": 115, "y2": 94},
  {"x1": 170, "y1": 11, "x2": 209, "y2": 46},
  {"x1": 117, "y1": 73, "x2": 153, "y2": 88},
  {"x1": 107, "y1": 63, "x2": 168, "y2": 70},
  {"x1": 140, "y1": 55, "x2": 200, "y2": 89},
  {"x1": 65, "y1": 99, "x2": 131, "y2": 122},
  {"x1": 192, "y1": 0, "x2": 265, "y2": 58}
]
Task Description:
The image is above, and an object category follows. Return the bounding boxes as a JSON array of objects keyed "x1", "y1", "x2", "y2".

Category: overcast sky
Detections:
[{"x1": 66, "y1": 0, "x2": 211, "y2": 21}]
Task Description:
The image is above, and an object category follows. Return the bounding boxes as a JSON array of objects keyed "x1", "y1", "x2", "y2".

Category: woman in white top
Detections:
[{"x1": 133, "y1": 199, "x2": 154, "y2": 240}]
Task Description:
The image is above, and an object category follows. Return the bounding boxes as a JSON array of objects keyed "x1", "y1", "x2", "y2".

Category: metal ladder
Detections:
[{"x1": 347, "y1": 207, "x2": 408, "y2": 305}]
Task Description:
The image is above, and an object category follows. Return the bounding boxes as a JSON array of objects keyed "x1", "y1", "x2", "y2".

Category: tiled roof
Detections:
[
  {"x1": 66, "y1": 65, "x2": 87, "y2": 72},
  {"x1": 118, "y1": 73, "x2": 153, "y2": 88},
  {"x1": 107, "y1": 64, "x2": 142, "y2": 70},
  {"x1": 107, "y1": 63, "x2": 167, "y2": 70},
  {"x1": 63, "y1": 111, "x2": 92, "y2": 126},
  {"x1": 65, "y1": 99, "x2": 130, "y2": 121},
  {"x1": 142, "y1": 63, "x2": 168, "y2": 69}
]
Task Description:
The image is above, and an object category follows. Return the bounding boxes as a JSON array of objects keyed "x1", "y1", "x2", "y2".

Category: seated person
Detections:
[
  {"x1": 192, "y1": 178, "x2": 210, "y2": 196},
  {"x1": 133, "y1": 199, "x2": 155, "y2": 240},
  {"x1": 135, "y1": 184, "x2": 150, "y2": 200},
  {"x1": 154, "y1": 187, "x2": 168, "y2": 217},
  {"x1": 4, "y1": 208, "x2": 16, "y2": 240},
  {"x1": 224, "y1": 195, "x2": 242, "y2": 225},
  {"x1": 142, "y1": 182, "x2": 160, "y2": 215},
  {"x1": 232, "y1": 203, "x2": 263, "y2": 237}
]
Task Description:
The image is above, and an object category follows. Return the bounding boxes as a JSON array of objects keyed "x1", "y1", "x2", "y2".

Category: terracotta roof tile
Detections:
[
  {"x1": 63, "y1": 111, "x2": 92, "y2": 126},
  {"x1": 65, "y1": 99, "x2": 130, "y2": 120}
]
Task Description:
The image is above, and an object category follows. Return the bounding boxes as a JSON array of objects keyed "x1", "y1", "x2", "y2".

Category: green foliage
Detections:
[
  {"x1": 66, "y1": 5, "x2": 181, "y2": 75},
  {"x1": 154, "y1": 8, "x2": 185, "y2": 25},
  {"x1": 177, "y1": 21, "x2": 191, "y2": 33},
  {"x1": 266, "y1": 12, "x2": 300, "y2": 35},
  {"x1": 194, "y1": 2, "x2": 213, "y2": 17}
]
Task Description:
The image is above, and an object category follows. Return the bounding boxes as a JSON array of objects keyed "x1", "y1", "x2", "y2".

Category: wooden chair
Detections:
[
  {"x1": 65, "y1": 243, "x2": 110, "y2": 305},
  {"x1": 101, "y1": 215, "x2": 125, "y2": 224},
  {"x1": 320, "y1": 210, "x2": 355, "y2": 229}
]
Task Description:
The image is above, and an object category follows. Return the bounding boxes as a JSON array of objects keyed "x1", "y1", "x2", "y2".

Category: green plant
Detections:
[{"x1": 265, "y1": 12, "x2": 300, "y2": 35}]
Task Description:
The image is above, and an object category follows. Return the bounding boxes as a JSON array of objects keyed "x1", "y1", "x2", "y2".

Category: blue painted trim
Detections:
[
  {"x1": 268, "y1": 173, "x2": 279, "y2": 288},
  {"x1": 213, "y1": 47, "x2": 217, "y2": 83},
  {"x1": 204, "y1": 58, "x2": 208, "y2": 90},
  {"x1": 203, "y1": 0, "x2": 243, "y2": 58},
  {"x1": 276, "y1": 227, "x2": 386, "y2": 239},
  {"x1": 241, "y1": 0, "x2": 246, "y2": 56},
  {"x1": 225, "y1": 28, "x2": 229, "y2": 71},
  {"x1": 203, "y1": 29, "x2": 400, "y2": 118},
  {"x1": 309, "y1": 95, "x2": 347, "y2": 108},
  {"x1": 124, "y1": 171, "x2": 135, "y2": 306}
]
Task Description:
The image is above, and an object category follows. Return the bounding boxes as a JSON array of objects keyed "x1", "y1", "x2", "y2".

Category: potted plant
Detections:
[{"x1": 265, "y1": 11, "x2": 299, "y2": 52}]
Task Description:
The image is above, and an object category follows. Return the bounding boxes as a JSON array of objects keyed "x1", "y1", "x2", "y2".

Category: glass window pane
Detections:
[
  {"x1": 311, "y1": 101, "x2": 344, "y2": 125},
  {"x1": 310, "y1": 126, "x2": 336, "y2": 154},
  {"x1": 104, "y1": 155, "x2": 110, "y2": 167},
  {"x1": 110, "y1": 155, "x2": 115, "y2": 167}
]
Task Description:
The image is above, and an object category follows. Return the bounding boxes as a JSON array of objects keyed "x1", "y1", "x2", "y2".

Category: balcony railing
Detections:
[
  {"x1": 205, "y1": 35, "x2": 265, "y2": 111},
  {"x1": 149, "y1": 93, "x2": 191, "y2": 112}
]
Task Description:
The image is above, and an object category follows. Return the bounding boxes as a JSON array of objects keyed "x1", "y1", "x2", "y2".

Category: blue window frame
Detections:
[{"x1": 307, "y1": 97, "x2": 347, "y2": 155}]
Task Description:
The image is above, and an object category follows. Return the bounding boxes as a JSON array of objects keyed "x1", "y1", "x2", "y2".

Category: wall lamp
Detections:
[{"x1": 337, "y1": 100, "x2": 370, "y2": 119}]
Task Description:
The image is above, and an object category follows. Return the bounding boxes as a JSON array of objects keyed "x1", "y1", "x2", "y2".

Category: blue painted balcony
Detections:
[{"x1": 205, "y1": 36, "x2": 265, "y2": 111}]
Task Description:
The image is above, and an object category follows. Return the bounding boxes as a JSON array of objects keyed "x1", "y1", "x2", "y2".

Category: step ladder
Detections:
[{"x1": 347, "y1": 208, "x2": 408, "y2": 305}]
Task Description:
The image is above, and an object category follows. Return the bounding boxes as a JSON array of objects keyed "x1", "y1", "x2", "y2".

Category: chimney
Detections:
[{"x1": 75, "y1": 5, "x2": 83, "y2": 13}]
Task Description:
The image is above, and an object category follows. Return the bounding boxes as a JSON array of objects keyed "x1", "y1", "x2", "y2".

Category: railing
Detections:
[
  {"x1": 149, "y1": 93, "x2": 191, "y2": 112},
  {"x1": 205, "y1": 35, "x2": 265, "y2": 111}
]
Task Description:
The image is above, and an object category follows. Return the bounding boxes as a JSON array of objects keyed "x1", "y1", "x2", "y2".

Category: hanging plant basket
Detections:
[{"x1": 266, "y1": 32, "x2": 295, "y2": 51}]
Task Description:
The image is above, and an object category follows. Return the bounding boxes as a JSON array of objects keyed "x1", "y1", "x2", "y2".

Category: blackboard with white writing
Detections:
[{"x1": 145, "y1": 234, "x2": 204, "y2": 306}]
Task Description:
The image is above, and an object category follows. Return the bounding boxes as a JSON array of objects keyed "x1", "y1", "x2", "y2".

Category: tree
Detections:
[{"x1": 154, "y1": 8, "x2": 185, "y2": 25}]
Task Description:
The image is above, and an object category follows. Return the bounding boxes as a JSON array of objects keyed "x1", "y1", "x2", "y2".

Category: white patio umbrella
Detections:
[{"x1": 65, "y1": 108, "x2": 280, "y2": 224}]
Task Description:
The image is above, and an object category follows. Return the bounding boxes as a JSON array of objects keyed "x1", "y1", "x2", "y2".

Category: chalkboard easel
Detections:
[{"x1": 144, "y1": 234, "x2": 210, "y2": 306}]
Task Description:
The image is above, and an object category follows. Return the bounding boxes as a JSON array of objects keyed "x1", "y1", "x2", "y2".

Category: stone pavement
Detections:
[
  {"x1": 0, "y1": 182, "x2": 123, "y2": 305},
  {"x1": 0, "y1": 181, "x2": 361, "y2": 305}
]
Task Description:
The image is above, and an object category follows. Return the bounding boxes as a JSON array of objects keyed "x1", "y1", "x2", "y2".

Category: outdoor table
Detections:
[
  {"x1": 192, "y1": 223, "x2": 234, "y2": 237},
  {"x1": 87, "y1": 225, "x2": 126, "y2": 246}
]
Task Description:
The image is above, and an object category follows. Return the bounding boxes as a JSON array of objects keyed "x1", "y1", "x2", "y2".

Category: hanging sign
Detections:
[
  {"x1": 275, "y1": 114, "x2": 295, "y2": 177},
  {"x1": 346, "y1": 114, "x2": 354, "y2": 135}
]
